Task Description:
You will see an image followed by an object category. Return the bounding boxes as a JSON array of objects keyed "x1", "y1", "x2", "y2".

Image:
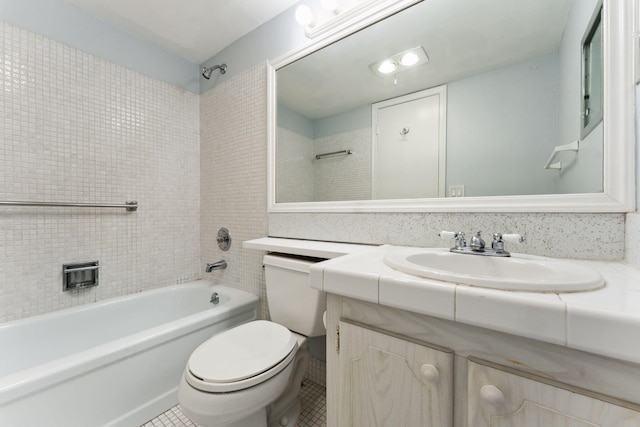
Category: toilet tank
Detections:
[{"x1": 263, "y1": 254, "x2": 326, "y2": 337}]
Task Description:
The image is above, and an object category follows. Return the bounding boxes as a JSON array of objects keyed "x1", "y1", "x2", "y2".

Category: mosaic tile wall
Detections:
[
  {"x1": 0, "y1": 23, "x2": 201, "y2": 322},
  {"x1": 275, "y1": 126, "x2": 371, "y2": 203},
  {"x1": 313, "y1": 128, "x2": 371, "y2": 202},
  {"x1": 276, "y1": 126, "x2": 314, "y2": 203},
  {"x1": 199, "y1": 63, "x2": 270, "y2": 318}
]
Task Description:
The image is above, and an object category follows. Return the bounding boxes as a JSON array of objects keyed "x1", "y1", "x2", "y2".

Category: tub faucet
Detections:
[{"x1": 206, "y1": 260, "x2": 227, "y2": 272}]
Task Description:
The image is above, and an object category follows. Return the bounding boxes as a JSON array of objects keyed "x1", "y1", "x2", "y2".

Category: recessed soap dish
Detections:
[{"x1": 63, "y1": 261, "x2": 100, "y2": 291}]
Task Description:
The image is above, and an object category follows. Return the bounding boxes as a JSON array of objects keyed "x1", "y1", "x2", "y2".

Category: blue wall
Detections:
[{"x1": 0, "y1": 0, "x2": 200, "y2": 92}]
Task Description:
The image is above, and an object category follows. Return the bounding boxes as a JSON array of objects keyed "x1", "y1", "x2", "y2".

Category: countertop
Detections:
[
  {"x1": 308, "y1": 244, "x2": 640, "y2": 366},
  {"x1": 243, "y1": 237, "x2": 374, "y2": 258},
  {"x1": 244, "y1": 237, "x2": 640, "y2": 366}
]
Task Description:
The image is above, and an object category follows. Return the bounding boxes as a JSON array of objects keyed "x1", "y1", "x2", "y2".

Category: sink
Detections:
[{"x1": 383, "y1": 248, "x2": 604, "y2": 292}]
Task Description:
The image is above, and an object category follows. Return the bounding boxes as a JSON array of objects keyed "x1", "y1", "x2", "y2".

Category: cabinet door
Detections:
[
  {"x1": 467, "y1": 360, "x2": 640, "y2": 427},
  {"x1": 336, "y1": 321, "x2": 454, "y2": 426}
]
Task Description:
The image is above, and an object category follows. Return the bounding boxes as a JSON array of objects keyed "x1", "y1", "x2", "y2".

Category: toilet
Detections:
[{"x1": 178, "y1": 254, "x2": 325, "y2": 427}]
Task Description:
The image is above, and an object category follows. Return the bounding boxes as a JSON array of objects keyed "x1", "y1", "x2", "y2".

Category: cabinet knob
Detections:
[
  {"x1": 420, "y1": 364, "x2": 440, "y2": 383},
  {"x1": 480, "y1": 384, "x2": 505, "y2": 405}
]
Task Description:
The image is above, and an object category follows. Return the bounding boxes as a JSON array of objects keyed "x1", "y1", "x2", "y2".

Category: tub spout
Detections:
[{"x1": 206, "y1": 260, "x2": 227, "y2": 272}]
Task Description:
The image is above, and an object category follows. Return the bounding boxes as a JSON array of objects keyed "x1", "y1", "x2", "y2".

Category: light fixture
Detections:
[
  {"x1": 295, "y1": 5, "x2": 316, "y2": 28},
  {"x1": 369, "y1": 46, "x2": 429, "y2": 77},
  {"x1": 377, "y1": 61, "x2": 397, "y2": 74},
  {"x1": 400, "y1": 51, "x2": 420, "y2": 66},
  {"x1": 295, "y1": 0, "x2": 380, "y2": 39}
]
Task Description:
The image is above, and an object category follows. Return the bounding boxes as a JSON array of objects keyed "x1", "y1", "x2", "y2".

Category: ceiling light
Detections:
[
  {"x1": 400, "y1": 52, "x2": 420, "y2": 66},
  {"x1": 377, "y1": 61, "x2": 397, "y2": 74},
  {"x1": 369, "y1": 46, "x2": 429, "y2": 78},
  {"x1": 295, "y1": 5, "x2": 316, "y2": 27}
]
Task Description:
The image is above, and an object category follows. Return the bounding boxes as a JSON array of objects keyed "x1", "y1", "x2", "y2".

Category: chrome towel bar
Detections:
[
  {"x1": 0, "y1": 200, "x2": 138, "y2": 211},
  {"x1": 315, "y1": 149, "x2": 353, "y2": 160}
]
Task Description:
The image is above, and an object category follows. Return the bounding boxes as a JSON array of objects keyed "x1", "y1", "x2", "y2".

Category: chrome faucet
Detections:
[
  {"x1": 440, "y1": 231, "x2": 525, "y2": 257},
  {"x1": 469, "y1": 231, "x2": 485, "y2": 251},
  {"x1": 205, "y1": 260, "x2": 227, "y2": 272}
]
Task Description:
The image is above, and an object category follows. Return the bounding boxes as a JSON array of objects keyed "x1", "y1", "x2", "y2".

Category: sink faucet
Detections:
[
  {"x1": 440, "y1": 231, "x2": 525, "y2": 257},
  {"x1": 206, "y1": 260, "x2": 227, "y2": 272}
]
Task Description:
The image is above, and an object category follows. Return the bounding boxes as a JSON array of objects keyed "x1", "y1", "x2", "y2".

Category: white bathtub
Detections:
[{"x1": 0, "y1": 281, "x2": 259, "y2": 427}]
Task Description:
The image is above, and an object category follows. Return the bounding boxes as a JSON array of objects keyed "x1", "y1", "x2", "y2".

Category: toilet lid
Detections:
[{"x1": 188, "y1": 320, "x2": 297, "y2": 384}]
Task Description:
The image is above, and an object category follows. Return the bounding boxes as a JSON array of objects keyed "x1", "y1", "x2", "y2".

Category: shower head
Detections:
[{"x1": 202, "y1": 64, "x2": 227, "y2": 80}]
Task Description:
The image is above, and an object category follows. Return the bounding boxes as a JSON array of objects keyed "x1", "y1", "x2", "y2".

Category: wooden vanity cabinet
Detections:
[
  {"x1": 326, "y1": 294, "x2": 640, "y2": 427},
  {"x1": 335, "y1": 320, "x2": 453, "y2": 426},
  {"x1": 468, "y1": 360, "x2": 640, "y2": 427}
]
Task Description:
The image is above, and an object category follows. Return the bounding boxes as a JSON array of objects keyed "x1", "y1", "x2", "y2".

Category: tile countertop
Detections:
[{"x1": 308, "y1": 244, "x2": 640, "y2": 366}]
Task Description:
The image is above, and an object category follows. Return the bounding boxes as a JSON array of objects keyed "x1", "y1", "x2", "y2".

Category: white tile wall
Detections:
[
  {"x1": 314, "y1": 128, "x2": 371, "y2": 201},
  {"x1": 199, "y1": 63, "x2": 270, "y2": 317},
  {"x1": 0, "y1": 23, "x2": 201, "y2": 322},
  {"x1": 276, "y1": 126, "x2": 372, "y2": 203},
  {"x1": 276, "y1": 126, "x2": 314, "y2": 203}
]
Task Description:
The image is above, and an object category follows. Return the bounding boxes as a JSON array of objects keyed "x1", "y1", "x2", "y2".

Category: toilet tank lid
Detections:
[
  {"x1": 263, "y1": 254, "x2": 324, "y2": 273},
  {"x1": 188, "y1": 320, "x2": 297, "y2": 384}
]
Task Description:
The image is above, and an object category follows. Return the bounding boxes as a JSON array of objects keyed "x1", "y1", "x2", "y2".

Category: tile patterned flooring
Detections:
[{"x1": 142, "y1": 379, "x2": 326, "y2": 427}]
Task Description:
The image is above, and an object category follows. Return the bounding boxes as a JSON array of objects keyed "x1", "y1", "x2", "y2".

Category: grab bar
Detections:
[
  {"x1": 315, "y1": 149, "x2": 353, "y2": 160},
  {"x1": 0, "y1": 200, "x2": 138, "y2": 211},
  {"x1": 544, "y1": 140, "x2": 579, "y2": 170}
]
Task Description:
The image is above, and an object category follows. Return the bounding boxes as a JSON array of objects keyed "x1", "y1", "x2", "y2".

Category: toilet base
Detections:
[
  {"x1": 267, "y1": 335, "x2": 310, "y2": 427},
  {"x1": 220, "y1": 408, "x2": 267, "y2": 427},
  {"x1": 268, "y1": 400, "x2": 300, "y2": 427}
]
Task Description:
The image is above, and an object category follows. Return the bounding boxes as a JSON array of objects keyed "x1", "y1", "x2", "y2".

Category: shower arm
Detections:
[{"x1": 202, "y1": 64, "x2": 227, "y2": 79}]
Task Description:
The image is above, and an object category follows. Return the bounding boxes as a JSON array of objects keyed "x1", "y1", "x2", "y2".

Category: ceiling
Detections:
[
  {"x1": 278, "y1": 0, "x2": 575, "y2": 120},
  {"x1": 66, "y1": 0, "x2": 301, "y2": 64}
]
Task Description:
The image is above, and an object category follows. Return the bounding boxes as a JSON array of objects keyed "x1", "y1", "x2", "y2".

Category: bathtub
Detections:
[{"x1": 0, "y1": 281, "x2": 259, "y2": 427}]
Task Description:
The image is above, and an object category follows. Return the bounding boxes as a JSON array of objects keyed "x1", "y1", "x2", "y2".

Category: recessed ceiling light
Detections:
[
  {"x1": 369, "y1": 46, "x2": 429, "y2": 78},
  {"x1": 377, "y1": 61, "x2": 397, "y2": 74},
  {"x1": 400, "y1": 52, "x2": 420, "y2": 66}
]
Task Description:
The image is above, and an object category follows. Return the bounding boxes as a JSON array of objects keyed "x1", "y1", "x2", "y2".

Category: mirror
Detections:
[{"x1": 269, "y1": 0, "x2": 635, "y2": 212}]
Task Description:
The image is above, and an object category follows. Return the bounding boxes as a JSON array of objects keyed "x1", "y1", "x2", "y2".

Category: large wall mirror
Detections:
[{"x1": 268, "y1": 0, "x2": 635, "y2": 213}]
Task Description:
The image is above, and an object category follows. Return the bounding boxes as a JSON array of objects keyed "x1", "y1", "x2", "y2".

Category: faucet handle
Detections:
[
  {"x1": 501, "y1": 233, "x2": 525, "y2": 244},
  {"x1": 492, "y1": 233, "x2": 525, "y2": 254},
  {"x1": 438, "y1": 230, "x2": 457, "y2": 240},
  {"x1": 439, "y1": 230, "x2": 466, "y2": 249}
]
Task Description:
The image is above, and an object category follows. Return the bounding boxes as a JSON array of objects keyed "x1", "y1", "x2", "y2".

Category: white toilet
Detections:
[{"x1": 178, "y1": 254, "x2": 325, "y2": 427}]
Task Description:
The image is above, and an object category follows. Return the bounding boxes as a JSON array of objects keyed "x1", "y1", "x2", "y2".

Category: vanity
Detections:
[
  {"x1": 309, "y1": 245, "x2": 640, "y2": 426},
  {"x1": 262, "y1": 0, "x2": 640, "y2": 423}
]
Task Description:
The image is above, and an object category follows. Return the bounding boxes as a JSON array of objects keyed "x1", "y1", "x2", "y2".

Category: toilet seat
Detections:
[{"x1": 186, "y1": 320, "x2": 298, "y2": 393}]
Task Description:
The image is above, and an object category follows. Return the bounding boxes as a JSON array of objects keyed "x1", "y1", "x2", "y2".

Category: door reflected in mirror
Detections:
[{"x1": 275, "y1": 0, "x2": 605, "y2": 203}]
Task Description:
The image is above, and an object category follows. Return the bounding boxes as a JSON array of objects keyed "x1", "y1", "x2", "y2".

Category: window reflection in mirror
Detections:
[
  {"x1": 581, "y1": 7, "x2": 603, "y2": 139},
  {"x1": 275, "y1": 0, "x2": 605, "y2": 203}
]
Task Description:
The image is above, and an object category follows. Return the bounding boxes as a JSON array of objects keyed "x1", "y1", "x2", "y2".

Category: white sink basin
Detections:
[{"x1": 383, "y1": 248, "x2": 604, "y2": 292}]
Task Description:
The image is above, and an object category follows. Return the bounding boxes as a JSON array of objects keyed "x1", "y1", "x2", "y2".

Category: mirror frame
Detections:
[{"x1": 268, "y1": 0, "x2": 636, "y2": 213}]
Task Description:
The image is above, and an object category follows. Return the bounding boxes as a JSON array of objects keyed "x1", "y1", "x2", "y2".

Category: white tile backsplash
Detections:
[{"x1": 0, "y1": 22, "x2": 200, "y2": 322}]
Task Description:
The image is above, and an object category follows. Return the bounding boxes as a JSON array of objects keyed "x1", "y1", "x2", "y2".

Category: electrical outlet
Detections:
[{"x1": 448, "y1": 185, "x2": 465, "y2": 197}]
